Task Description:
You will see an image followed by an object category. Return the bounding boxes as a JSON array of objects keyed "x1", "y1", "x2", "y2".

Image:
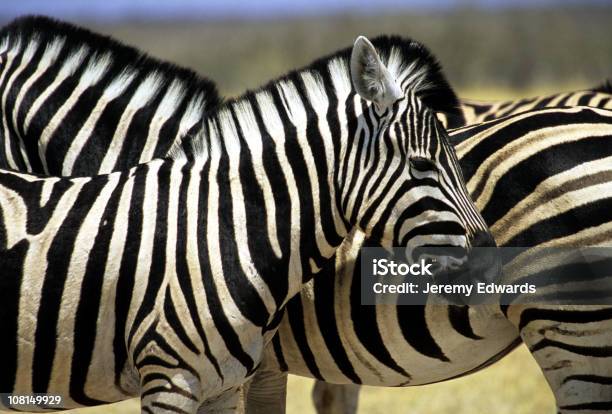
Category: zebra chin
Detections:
[{"x1": 416, "y1": 231, "x2": 502, "y2": 305}]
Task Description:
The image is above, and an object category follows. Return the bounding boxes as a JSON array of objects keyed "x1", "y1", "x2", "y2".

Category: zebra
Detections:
[
  {"x1": 0, "y1": 30, "x2": 496, "y2": 413},
  {"x1": 437, "y1": 80, "x2": 612, "y2": 129},
  {"x1": 0, "y1": 15, "x2": 221, "y2": 176},
  {"x1": 244, "y1": 105, "x2": 612, "y2": 414}
]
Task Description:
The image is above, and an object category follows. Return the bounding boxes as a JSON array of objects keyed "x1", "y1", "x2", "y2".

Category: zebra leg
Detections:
[
  {"x1": 509, "y1": 305, "x2": 612, "y2": 414},
  {"x1": 312, "y1": 382, "x2": 360, "y2": 414},
  {"x1": 244, "y1": 368, "x2": 288, "y2": 414}
]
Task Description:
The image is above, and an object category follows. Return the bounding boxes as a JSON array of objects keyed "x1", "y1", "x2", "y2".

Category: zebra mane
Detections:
[
  {"x1": 171, "y1": 35, "x2": 462, "y2": 161},
  {"x1": 0, "y1": 16, "x2": 219, "y2": 97},
  {"x1": 0, "y1": 15, "x2": 221, "y2": 150}
]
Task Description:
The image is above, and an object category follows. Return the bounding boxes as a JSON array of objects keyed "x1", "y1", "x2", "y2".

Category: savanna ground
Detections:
[{"x1": 8, "y1": 6, "x2": 610, "y2": 413}]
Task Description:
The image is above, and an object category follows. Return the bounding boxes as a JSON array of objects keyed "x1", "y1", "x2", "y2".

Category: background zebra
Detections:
[
  {"x1": 0, "y1": 22, "x2": 494, "y2": 413},
  {"x1": 0, "y1": 15, "x2": 221, "y2": 176},
  {"x1": 246, "y1": 105, "x2": 612, "y2": 414},
  {"x1": 438, "y1": 81, "x2": 612, "y2": 129}
]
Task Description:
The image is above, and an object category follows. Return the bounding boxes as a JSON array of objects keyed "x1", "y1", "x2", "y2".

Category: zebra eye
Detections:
[
  {"x1": 409, "y1": 157, "x2": 439, "y2": 180},
  {"x1": 410, "y1": 157, "x2": 437, "y2": 171}
]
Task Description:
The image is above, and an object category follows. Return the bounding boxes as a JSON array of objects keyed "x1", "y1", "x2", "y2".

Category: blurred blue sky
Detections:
[{"x1": 0, "y1": 0, "x2": 608, "y2": 21}]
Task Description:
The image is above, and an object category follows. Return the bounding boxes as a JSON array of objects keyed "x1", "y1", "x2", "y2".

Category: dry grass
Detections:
[{"x1": 287, "y1": 345, "x2": 554, "y2": 414}]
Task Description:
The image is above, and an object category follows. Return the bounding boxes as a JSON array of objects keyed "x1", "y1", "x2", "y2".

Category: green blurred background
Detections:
[
  {"x1": 2, "y1": 0, "x2": 609, "y2": 412},
  {"x1": 84, "y1": 6, "x2": 612, "y2": 98}
]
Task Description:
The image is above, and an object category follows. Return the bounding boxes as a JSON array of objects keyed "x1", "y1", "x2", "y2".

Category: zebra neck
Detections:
[{"x1": 196, "y1": 95, "x2": 354, "y2": 311}]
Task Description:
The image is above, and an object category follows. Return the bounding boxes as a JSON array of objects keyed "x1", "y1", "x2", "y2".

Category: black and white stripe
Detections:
[{"x1": 0, "y1": 26, "x2": 493, "y2": 413}]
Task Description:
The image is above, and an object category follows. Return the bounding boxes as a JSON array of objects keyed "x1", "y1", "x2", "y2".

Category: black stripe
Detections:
[
  {"x1": 531, "y1": 338, "x2": 612, "y2": 357},
  {"x1": 163, "y1": 287, "x2": 200, "y2": 355},
  {"x1": 272, "y1": 335, "x2": 289, "y2": 372},
  {"x1": 295, "y1": 76, "x2": 344, "y2": 254},
  {"x1": 312, "y1": 261, "x2": 362, "y2": 383},
  {"x1": 230, "y1": 107, "x2": 285, "y2": 307},
  {"x1": 271, "y1": 85, "x2": 322, "y2": 282},
  {"x1": 71, "y1": 71, "x2": 141, "y2": 174},
  {"x1": 448, "y1": 305, "x2": 483, "y2": 340},
  {"x1": 397, "y1": 305, "x2": 449, "y2": 362},
  {"x1": 532, "y1": 95, "x2": 556, "y2": 109},
  {"x1": 112, "y1": 86, "x2": 166, "y2": 172},
  {"x1": 562, "y1": 374, "x2": 612, "y2": 385},
  {"x1": 460, "y1": 109, "x2": 606, "y2": 186},
  {"x1": 286, "y1": 296, "x2": 323, "y2": 380},
  {"x1": 560, "y1": 401, "x2": 612, "y2": 411},
  {"x1": 518, "y1": 307, "x2": 612, "y2": 331},
  {"x1": 113, "y1": 164, "x2": 148, "y2": 387},
  {"x1": 506, "y1": 198, "x2": 612, "y2": 247},
  {"x1": 481, "y1": 135, "x2": 612, "y2": 229},
  {"x1": 577, "y1": 93, "x2": 596, "y2": 106},
  {"x1": 0, "y1": 239, "x2": 28, "y2": 392}
]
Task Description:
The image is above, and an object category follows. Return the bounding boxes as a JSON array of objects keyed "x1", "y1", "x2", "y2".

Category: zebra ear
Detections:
[{"x1": 350, "y1": 36, "x2": 403, "y2": 109}]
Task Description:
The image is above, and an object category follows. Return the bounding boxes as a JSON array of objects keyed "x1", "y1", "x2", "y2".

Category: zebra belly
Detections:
[
  {"x1": 266, "y1": 232, "x2": 520, "y2": 386},
  {"x1": 272, "y1": 296, "x2": 519, "y2": 386}
]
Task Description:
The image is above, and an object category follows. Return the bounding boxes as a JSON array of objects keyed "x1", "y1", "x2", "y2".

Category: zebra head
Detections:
[{"x1": 344, "y1": 36, "x2": 498, "y2": 286}]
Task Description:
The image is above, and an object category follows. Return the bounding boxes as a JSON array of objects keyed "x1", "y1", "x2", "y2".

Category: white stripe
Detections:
[
  {"x1": 98, "y1": 72, "x2": 163, "y2": 173},
  {"x1": 138, "y1": 79, "x2": 186, "y2": 164}
]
